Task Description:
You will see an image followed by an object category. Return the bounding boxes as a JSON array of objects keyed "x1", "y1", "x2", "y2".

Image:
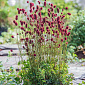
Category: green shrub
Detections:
[{"x1": 68, "y1": 10, "x2": 85, "y2": 48}]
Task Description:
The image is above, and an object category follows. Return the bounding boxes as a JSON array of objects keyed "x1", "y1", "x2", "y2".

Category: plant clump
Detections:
[{"x1": 12, "y1": 0, "x2": 73, "y2": 85}]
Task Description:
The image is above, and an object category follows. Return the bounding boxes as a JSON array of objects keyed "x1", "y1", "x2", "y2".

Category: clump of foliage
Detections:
[
  {"x1": 12, "y1": 0, "x2": 73, "y2": 84},
  {"x1": 0, "y1": 61, "x2": 20, "y2": 85},
  {"x1": 68, "y1": 10, "x2": 85, "y2": 49}
]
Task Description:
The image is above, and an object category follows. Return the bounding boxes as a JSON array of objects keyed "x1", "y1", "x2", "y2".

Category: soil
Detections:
[{"x1": 76, "y1": 51, "x2": 85, "y2": 59}]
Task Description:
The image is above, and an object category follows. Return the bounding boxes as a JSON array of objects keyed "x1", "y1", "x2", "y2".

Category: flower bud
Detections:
[
  {"x1": 38, "y1": 1, "x2": 40, "y2": 4},
  {"x1": 11, "y1": 35, "x2": 14, "y2": 38},
  {"x1": 65, "y1": 7, "x2": 68, "y2": 10},
  {"x1": 57, "y1": 8, "x2": 59, "y2": 13},
  {"x1": 44, "y1": 1, "x2": 46, "y2": 7},
  {"x1": 30, "y1": 3, "x2": 34, "y2": 9},
  {"x1": 27, "y1": 1, "x2": 29, "y2": 3},
  {"x1": 15, "y1": 15, "x2": 18, "y2": 20},
  {"x1": 61, "y1": 39, "x2": 63, "y2": 42},
  {"x1": 67, "y1": 13, "x2": 71, "y2": 15}
]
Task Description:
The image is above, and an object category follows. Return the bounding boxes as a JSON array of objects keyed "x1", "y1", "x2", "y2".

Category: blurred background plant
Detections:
[
  {"x1": 0, "y1": 61, "x2": 21, "y2": 85},
  {"x1": 68, "y1": 10, "x2": 85, "y2": 50}
]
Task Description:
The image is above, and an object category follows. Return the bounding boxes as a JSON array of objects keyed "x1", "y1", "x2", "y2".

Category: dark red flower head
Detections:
[
  {"x1": 10, "y1": 49, "x2": 13, "y2": 52},
  {"x1": 21, "y1": 27, "x2": 25, "y2": 30},
  {"x1": 11, "y1": 35, "x2": 14, "y2": 38},
  {"x1": 57, "y1": 8, "x2": 59, "y2": 13},
  {"x1": 65, "y1": 37, "x2": 67, "y2": 40},
  {"x1": 66, "y1": 26, "x2": 69, "y2": 29},
  {"x1": 15, "y1": 15, "x2": 18, "y2": 20},
  {"x1": 38, "y1": 1, "x2": 40, "y2": 4},
  {"x1": 67, "y1": 13, "x2": 71, "y2": 15},
  {"x1": 30, "y1": 3, "x2": 34, "y2": 9},
  {"x1": 27, "y1": 1, "x2": 29, "y2": 3},
  {"x1": 61, "y1": 39, "x2": 63, "y2": 42},
  {"x1": 34, "y1": 13, "x2": 37, "y2": 20},
  {"x1": 44, "y1": 1, "x2": 46, "y2": 7},
  {"x1": 65, "y1": 7, "x2": 68, "y2": 10},
  {"x1": 40, "y1": 7, "x2": 43, "y2": 11},
  {"x1": 25, "y1": 37, "x2": 29, "y2": 41},
  {"x1": 34, "y1": 54, "x2": 36, "y2": 56}
]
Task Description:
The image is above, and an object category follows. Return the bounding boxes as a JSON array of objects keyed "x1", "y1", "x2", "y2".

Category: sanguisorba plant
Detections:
[{"x1": 12, "y1": 0, "x2": 73, "y2": 85}]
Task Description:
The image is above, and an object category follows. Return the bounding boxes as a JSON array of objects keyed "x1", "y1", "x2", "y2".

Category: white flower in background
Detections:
[{"x1": 8, "y1": 0, "x2": 16, "y2": 6}]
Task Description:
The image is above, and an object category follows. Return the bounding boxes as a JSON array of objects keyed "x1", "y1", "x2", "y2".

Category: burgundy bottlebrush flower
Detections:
[
  {"x1": 61, "y1": 39, "x2": 63, "y2": 42},
  {"x1": 38, "y1": 12, "x2": 41, "y2": 16},
  {"x1": 40, "y1": 7, "x2": 43, "y2": 11},
  {"x1": 38, "y1": 1, "x2": 40, "y2": 4},
  {"x1": 52, "y1": 13, "x2": 54, "y2": 17},
  {"x1": 49, "y1": 45, "x2": 51, "y2": 48},
  {"x1": 54, "y1": 5, "x2": 56, "y2": 8},
  {"x1": 67, "y1": 32, "x2": 70, "y2": 36},
  {"x1": 34, "y1": 54, "x2": 36, "y2": 56},
  {"x1": 50, "y1": 7, "x2": 54, "y2": 12},
  {"x1": 61, "y1": 12, "x2": 63, "y2": 14},
  {"x1": 15, "y1": 22, "x2": 18, "y2": 26},
  {"x1": 30, "y1": 9, "x2": 33, "y2": 13},
  {"x1": 49, "y1": 3, "x2": 50, "y2": 5},
  {"x1": 33, "y1": 7, "x2": 35, "y2": 10},
  {"x1": 27, "y1": 1, "x2": 29, "y2": 3},
  {"x1": 17, "y1": 8, "x2": 19, "y2": 10},
  {"x1": 57, "y1": 16, "x2": 60, "y2": 22},
  {"x1": 59, "y1": 44, "x2": 60, "y2": 46},
  {"x1": 25, "y1": 42, "x2": 28, "y2": 46},
  {"x1": 30, "y1": 3, "x2": 34, "y2": 9},
  {"x1": 48, "y1": 12, "x2": 50, "y2": 17},
  {"x1": 25, "y1": 23, "x2": 28, "y2": 28},
  {"x1": 23, "y1": 46, "x2": 25, "y2": 49},
  {"x1": 65, "y1": 7, "x2": 68, "y2": 10},
  {"x1": 34, "y1": 13, "x2": 37, "y2": 20},
  {"x1": 51, "y1": 38, "x2": 53, "y2": 41},
  {"x1": 44, "y1": 1, "x2": 46, "y2": 7},
  {"x1": 15, "y1": 15, "x2": 18, "y2": 20},
  {"x1": 67, "y1": 13, "x2": 71, "y2": 15},
  {"x1": 30, "y1": 23, "x2": 33, "y2": 26},
  {"x1": 36, "y1": 5, "x2": 39, "y2": 10},
  {"x1": 52, "y1": 33, "x2": 54, "y2": 36},
  {"x1": 32, "y1": 44, "x2": 34, "y2": 47},
  {"x1": 25, "y1": 37, "x2": 29, "y2": 41},
  {"x1": 13, "y1": 20, "x2": 15, "y2": 23},
  {"x1": 21, "y1": 27, "x2": 25, "y2": 30},
  {"x1": 20, "y1": 38, "x2": 25, "y2": 41},
  {"x1": 23, "y1": 21, "x2": 26, "y2": 24},
  {"x1": 57, "y1": 8, "x2": 59, "y2": 13},
  {"x1": 51, "y1": 3, "x2": 53, "y2": 7},
  {"x1": 48, "y1": 9, "x2": 50, "y2": 12},
  {"x1": 11, "y1": 35, "x2": 14, "y2": 38},
  {"x1": 29, "y1": 31, "x2": 31, "y2": 35},
  {"x1": 66, "y1": 26, "x2": 69, "y2": 29},
  {"x1": 10, "y1": 49, "x2": 13, "y2": 52},
  {"x1": 27, "y1": 17, "x2": 29, "y2": 20},
  {"x1": 43, "y1": 18, "x2": 46, "y2": 23},
  {"x1": 65, "y1": 37, "x2": 67, "y2": 40},
  {"x1": 41, "y1": 23, "x2": 44, "y2": 27},
  {"x1": 20, "y1": 21, "x2": 23, "y2": 26},
  {"x1": 62, "y1": 9, "x2": 64, "y2": 11},
  {"x1": 58, "y1": 23, "x2": 61, "y2": 28},
  {"x1": 18, "y1": 10, "x2": 20, "y2": 14},
  {"x1": 22, "y1": 8, "x2": 25, "y2": 13},
  {"x1": 54, "y1": 13, "x2": 57, "y2": 17},
  {"x1": 48, "y1": 22, "x2": 51, "y2": 26}
]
